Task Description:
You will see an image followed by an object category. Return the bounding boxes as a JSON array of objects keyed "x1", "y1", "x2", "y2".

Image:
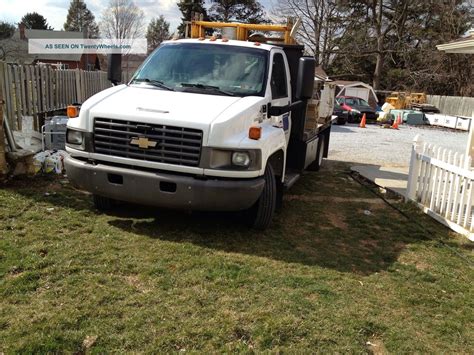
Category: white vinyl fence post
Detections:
[
  {"x1": 407, "y1": 134, "x2": 422, "y2": 201},
  {"x1": 466, "y1": 110, "x2": 474, "y2": 167}
]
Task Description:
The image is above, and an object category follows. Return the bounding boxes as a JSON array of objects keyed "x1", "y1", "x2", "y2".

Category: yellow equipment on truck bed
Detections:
[{"x1": 186, "y1": 14, "x2": 298, "y2": 45}]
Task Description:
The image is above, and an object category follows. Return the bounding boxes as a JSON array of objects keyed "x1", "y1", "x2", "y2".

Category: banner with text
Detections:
[{"x1": 29, "y1": 38, "x2": 147, "y2": 54}]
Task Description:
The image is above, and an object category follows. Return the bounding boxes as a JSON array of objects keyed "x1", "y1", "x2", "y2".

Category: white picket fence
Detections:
[{"x1": 407, "y1": 135, "x2": 474, "y2": 241}]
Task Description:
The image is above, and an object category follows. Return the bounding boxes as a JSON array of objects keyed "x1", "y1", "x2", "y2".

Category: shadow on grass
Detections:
[
  {"x1": 106, "y1": 203, "x2": 427, "y2": 276},
  {"x1": 104, "y1": 160, "x2": 429, "y2": 275},
  {"x1": 4, "y1": 161, "x2": 431, "y2": 275}
]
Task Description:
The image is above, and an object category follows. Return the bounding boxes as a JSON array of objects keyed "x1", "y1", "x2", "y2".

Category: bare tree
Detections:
[
  {"x1": 274, "y1": 0, "x2": 342, "y2": 69},
  {"x1": 368, "y1": 0, "x2": 410, "y2": 90},
  {"x1": 100, "y1": 0, "x2": 144, "y2": 79},
  {"x1": 100, "y1": 0, "x2": 144, "y2": 40}
]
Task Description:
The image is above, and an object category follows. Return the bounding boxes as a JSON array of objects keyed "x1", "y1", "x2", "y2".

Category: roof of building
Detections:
[
  {"x1": 333, "y1": 81, "x2": 378, "y2": 102},
  {"x1": 437, "y1": 29, "x2": 474, "y2": 54},
  {"x1": 332, "y1": 80, "x2": 367, "y2": 87},
  {"x1": 314, "y1": 66, "x2": 328, "y2": 80}
]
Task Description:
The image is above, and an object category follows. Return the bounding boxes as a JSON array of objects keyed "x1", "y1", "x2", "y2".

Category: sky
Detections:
[{"x1": 0, "y1": 0, "x2": 277, "y2": 34}]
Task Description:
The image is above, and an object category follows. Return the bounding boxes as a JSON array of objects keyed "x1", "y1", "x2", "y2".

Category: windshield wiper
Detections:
[
  {"x1": 180, "y1": 83, "x2": 234, "y2": 96},
  {"x1": 131, "y1": 78, "x2": 174, "y2": 91}
]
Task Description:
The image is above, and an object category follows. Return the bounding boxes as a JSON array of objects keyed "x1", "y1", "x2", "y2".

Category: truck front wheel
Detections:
[
  {"x1": 93, "y1": 194, "x2": 114, "y2": 211},
  {"x1": 247, "y1": 164, "x2": 277, "y2": 230}
]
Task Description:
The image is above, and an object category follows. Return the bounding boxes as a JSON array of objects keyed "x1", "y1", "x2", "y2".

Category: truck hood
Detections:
[{"x1": 87, "y1": 85, "x2": 243, "y2": 128}]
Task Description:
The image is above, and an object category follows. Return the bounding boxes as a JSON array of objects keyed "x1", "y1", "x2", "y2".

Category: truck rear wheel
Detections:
[
  {"x1": 247, "y1": 164, "x2": 276, "y2": 230},
  {"x1": 93, "y1": 194, "x2": 114, "y2": 211}
]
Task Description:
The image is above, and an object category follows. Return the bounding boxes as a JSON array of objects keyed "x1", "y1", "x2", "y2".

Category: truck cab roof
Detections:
[{"x1": 161, "y1": 38, "x2": 278, "y2": 52}]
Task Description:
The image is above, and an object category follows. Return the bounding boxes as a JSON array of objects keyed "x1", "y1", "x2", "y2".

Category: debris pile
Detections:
[{"x1": 33, "y1": 150, "x2": 69, "y2": 174}]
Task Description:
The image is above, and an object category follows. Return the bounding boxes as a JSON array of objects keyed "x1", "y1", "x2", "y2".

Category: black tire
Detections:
[
  {"x1": 247, "y1": 164, "x2": 276, "y2": 230},
  {"x1": 307, "y1": 134, "x2": 325, "y2": 172},
  {"x1": 93, "y1": 194, "x2": 114, "y2": 211},
  {"x1": 336, "y1": 118, "x2": 346, "y2": 125}
]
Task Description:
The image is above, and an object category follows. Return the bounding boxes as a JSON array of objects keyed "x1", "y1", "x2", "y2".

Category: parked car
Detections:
[
  {"x1": 333, "y1": 101, "x2": 348, "y2": 125},
  {"x1": 336, "y1": 96, "x2": 378, "y2": 123}
]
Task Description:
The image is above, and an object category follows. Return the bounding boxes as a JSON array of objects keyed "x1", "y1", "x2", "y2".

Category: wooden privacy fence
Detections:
[
  {"x1": 427, "y1": 95, "x2": 474, "y2": 118},
  {"x1": 407, "y1": 135, "x2": 474, "y2": 241},
  {"x1": 0, "y1": 61, "x2": 111, "y2": 131}
]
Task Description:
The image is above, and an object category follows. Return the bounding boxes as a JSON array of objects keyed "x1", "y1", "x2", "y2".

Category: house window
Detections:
[{"x1": 87, "y1": 64, "x2": 95, "y2": 71}]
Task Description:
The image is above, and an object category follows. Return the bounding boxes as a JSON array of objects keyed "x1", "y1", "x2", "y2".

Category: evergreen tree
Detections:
[
  {"x1": 64, "y1": 0, "x2": 100, "y2": 38},
  {"x1": 146, "y1": 15, "x2": 170, "y2": 53},
  {"x1": 177, "y1": 0, "x2": 208, "y2": 36},
  {"x1": 20, "y1": 12, "x2": 52, "y2": 30},
  {"x1": 208, "y1": 0, "x2": 268, "y2": 24},
  {"x1": 0, "y1": 21, "x2": 15, "y2": 40}
]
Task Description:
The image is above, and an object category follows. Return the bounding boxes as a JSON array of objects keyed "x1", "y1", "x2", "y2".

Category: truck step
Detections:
[{"x1": 283, "y1": 172, "x2": 301, "y2": 190}]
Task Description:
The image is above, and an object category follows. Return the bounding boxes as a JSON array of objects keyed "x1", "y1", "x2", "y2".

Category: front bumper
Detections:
[{"x1": 65, "y1": 156, "x2": 265, "y2": 211}]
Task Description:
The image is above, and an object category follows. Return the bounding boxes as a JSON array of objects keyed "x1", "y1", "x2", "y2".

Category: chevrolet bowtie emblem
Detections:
[{"x1": 130, "y1": 137, "x2": 157, "y2": 149}]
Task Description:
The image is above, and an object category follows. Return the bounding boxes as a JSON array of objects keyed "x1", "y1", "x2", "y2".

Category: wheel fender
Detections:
[{"x1": 262, "y1": 148, "x2": 286, "y2": 182}]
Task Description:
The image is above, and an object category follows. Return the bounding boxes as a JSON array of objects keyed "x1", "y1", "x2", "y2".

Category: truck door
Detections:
[{"x1": 269, "y1": 51, "x2": 292, "y2": 144}]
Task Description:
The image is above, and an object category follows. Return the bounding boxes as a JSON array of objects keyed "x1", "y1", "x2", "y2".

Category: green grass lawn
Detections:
[{"x1": 0, "y1": 161, "x2": 473, "y2": 353}]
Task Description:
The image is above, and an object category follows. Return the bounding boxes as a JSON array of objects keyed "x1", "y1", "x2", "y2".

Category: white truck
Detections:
[{"x1": 64, "y1": 20, "x2": 333, "y2": 229}]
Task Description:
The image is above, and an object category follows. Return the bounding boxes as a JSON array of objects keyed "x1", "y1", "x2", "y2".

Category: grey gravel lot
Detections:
[{"x1": 328, "y1": 123, "x2": 468, "y2": 167}]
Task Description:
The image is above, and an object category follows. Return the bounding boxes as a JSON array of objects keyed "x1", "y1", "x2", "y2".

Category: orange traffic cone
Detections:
[
  {"x1": 391, "y1": 117, "x2": 399, "y2": 129},
  {"x1": 359, "y1": 113, "x2": 367, "y2": 128}
]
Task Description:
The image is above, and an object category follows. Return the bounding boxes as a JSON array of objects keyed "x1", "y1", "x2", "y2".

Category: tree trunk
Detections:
[
  {"x1": 373, "y1": 36, "x2": 383, "y2": 90},
  {"x1": 372, "y1": 0, "x2": 384, "y2": 90}
]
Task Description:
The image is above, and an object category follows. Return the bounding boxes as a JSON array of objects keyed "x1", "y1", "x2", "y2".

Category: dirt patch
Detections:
[
  {"x1": 123, "y1": 275, "x2": 150, "y2": 294},
  {"x1": 326, "y1": 211, "x2": 348, "y2": 230},
  {"x1": 359, "y1": 239, "x2": 380, "y2": 248},
  {"x1": 82, "y1": 335, "x2": 98, "y2": 350},
  {"x1": 367, "y1": 338, "x2": 388, "y2": 355},
  {"x1": 6, "y1": 271, "x2": 24, "y2": 279},
  {"x1": 400, "y1": 260, "x2": 431, "y2": 271},
  {"x1": 414, "y1": 262, "x2": 431, "y2": 271}
]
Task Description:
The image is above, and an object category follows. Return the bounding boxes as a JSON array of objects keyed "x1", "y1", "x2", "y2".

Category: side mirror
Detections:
[
  {"x1": 107, "y1": 54, "x2": 122, "y2": 85},
  {"x1": 295, "y1": 57, "x2": 315, "y2": 100}
]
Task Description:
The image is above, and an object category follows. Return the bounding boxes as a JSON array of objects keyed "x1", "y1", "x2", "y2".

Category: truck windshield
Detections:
[{"x1": 131, "y1": 43, "x2": 268, "y2": 97}]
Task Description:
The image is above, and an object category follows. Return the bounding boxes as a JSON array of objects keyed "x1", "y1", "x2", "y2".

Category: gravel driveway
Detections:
[{"x1": 328, "y1": 123, "x2": 468, "y2": 167}]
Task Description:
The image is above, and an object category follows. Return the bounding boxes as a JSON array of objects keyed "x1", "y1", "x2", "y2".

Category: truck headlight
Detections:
[
  {"x1": 232, "y1": 152, "x2": 251, "y2": 167},
  {"x1": 66, "y1": 129, "x2": 84, "y2": 145},
  {"x1": 351, "y1": 109, "x2": 361, "y2": 115},
  {"x1": 200, "y1": 148, "x2": 261, "y2": 170}
]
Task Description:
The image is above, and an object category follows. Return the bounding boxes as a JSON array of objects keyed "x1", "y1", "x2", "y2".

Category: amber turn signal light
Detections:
[
  {"x1": 249, "y1": 126, "x2": 261, "y2": 140},
  {"x1": 67, "y1": 105, "x2": 79, "y2": 118}
]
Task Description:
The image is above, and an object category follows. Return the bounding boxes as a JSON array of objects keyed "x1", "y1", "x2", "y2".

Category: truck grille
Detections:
[{"x1": 93, "y1": 118, "x2": 203, "y2": 167}]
